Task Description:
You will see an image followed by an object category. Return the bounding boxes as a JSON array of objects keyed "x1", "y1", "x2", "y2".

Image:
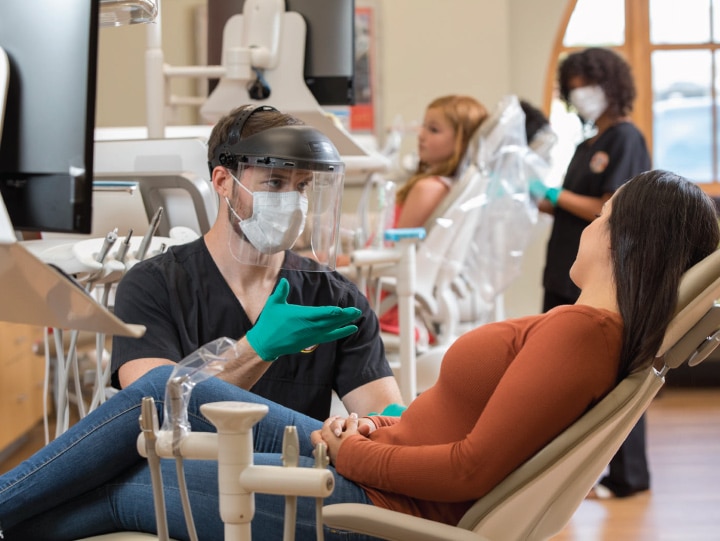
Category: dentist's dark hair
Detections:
[{"x1": 609, "y1": 170, "x2": 719, "y2": 377}]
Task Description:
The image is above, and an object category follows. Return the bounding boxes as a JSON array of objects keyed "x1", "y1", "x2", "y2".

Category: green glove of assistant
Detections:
[
  {"x1": 529, "y1": 178, "x2": 562, "y2": 207},
  {"x1": 246, "y1": 278, "x2": 362, "y2": 361}
]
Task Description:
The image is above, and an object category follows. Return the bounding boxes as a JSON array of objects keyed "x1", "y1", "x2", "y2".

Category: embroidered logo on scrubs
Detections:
[
  {"x1": 301, "y1": 344, "x2": 319, "y2": 353},
  {"x1": 589, "y1": 151, "x2": 609, "y2": 173}
]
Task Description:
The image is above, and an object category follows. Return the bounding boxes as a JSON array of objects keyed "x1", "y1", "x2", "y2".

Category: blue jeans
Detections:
[{"x1": 0, "y1": 366, "x2": 378, "y2": 540}]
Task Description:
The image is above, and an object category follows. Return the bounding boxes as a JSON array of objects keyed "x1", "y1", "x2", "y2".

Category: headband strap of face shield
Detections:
[
  {"x1": 212, "y1": 111, "x2": 346, "y2": 271},
  {"x1": 209, "y1": 107, "x2": 345, "y2": 175}
]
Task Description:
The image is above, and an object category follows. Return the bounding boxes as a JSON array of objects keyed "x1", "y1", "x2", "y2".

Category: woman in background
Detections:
[{"x1": 531, "y1": 47, "x2": 652, "y2": 499}]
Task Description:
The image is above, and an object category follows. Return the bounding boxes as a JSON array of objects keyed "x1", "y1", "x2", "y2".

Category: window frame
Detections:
[{"x1": 545, "y1": 0, "x2": 720, "y2": 195}]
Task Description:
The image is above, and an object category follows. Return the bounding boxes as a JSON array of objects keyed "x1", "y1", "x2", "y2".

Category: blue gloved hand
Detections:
[
  {"x1": 529, "y1": 178, "x2": 562, "y2": 207},
  {"x1": 246, "y1": 278, "x2": 362, "y2": 361}
]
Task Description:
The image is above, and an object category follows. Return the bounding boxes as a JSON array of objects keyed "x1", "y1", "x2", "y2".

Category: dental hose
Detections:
[
  {"x1": 175, "y1": 456, "x2": 198, "y2": 541},
  {"x1": 140, "y1": 397, "x2": 170, "y2": 541},
  {"x1": 168, "y1": 375, "x2": 199, "y2": 541},
  {"x1": 152, "y1": 337, "x2": 237, "y2": 540}
]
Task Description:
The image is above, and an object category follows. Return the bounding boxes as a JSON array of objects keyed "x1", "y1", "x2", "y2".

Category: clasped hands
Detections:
[{"x1": 310, "y1": 413, "x2": 375, "y2": 465}]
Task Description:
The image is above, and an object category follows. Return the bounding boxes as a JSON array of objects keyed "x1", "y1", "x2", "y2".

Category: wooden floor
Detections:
[
  {"x1": 553, "y1": 387, "x2": 720, "y2": 541},
  {"x1": 2, "y1": 387, "x2": 720, "y2": 539}
]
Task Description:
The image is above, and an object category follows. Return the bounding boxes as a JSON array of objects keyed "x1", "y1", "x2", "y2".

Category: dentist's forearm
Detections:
[{"x1": 216, "y1": 337, "x2": 272, "y2": 389}]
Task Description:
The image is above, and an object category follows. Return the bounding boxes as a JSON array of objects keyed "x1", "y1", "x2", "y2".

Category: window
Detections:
[{"x1": 548, "y1": 0, "x2": 720, "y2": 194}]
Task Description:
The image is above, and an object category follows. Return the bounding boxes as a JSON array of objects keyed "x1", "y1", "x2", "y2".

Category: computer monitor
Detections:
[
  {"x1": 0, "y1": 0, "x2": 99, "y2": 234},
  {"x1": 207, "y1": 0, "x2": 355, "y2": 106}
]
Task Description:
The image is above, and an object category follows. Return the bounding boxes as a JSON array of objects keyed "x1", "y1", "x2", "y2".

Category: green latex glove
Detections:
[
  {"x1": 246, "y1": 278, "x2": 362, "y2": 361},
  {"x1": 368, "y1": 403, "x2": 407, "y2": 417},
  {"x1": 529, "y1": 178, "x2": 562, "y2": 207}
]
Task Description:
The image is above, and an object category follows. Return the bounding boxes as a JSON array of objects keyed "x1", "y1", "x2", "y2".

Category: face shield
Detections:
[{"x1": 211, "y1": 124, "x2": 345, "y2": 271}]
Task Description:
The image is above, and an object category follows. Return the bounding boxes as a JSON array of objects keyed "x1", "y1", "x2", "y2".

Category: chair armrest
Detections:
[{"x1": 323, "y1": 503, "x2": 488, "y2": 541}]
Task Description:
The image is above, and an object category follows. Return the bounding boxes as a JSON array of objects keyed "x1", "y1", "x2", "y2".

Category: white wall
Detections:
[
  {"x1": 94, "y1": 0, "x2": 570, "y2": 318},
  {"x1": 96, "y1": 0, "x2": 568, "y2": 130}
]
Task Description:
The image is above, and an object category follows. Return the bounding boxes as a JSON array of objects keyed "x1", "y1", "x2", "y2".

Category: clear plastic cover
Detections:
[
  {"x1": 357, "y1": 173, "x2": 397, "y2": 249},
  {"x1": 99, "y1": 0, "x2": 158, "y2": 27},
  {"x1": 225, "y1": 163, "x2": 345, "y2": 271},
  {"x1": 160, "y1": 337, "x2": 238, "y2": 438},
  {"x1": 461, "y1": 95, "x2": 544, "y2": 305}
]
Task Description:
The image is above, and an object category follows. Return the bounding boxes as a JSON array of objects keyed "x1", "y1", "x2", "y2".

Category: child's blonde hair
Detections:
[{"x1": 396, "y1": 95, "x2": 488, "y2": 204}]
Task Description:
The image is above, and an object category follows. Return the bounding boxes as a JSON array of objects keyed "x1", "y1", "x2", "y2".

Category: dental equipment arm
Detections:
[
  {"x1": 135, "y1": 337, "x2": 335, "y2": 541},
  {"x1": 314, "y1": 442, "x2": 330, "y2": 541},
  {"x1": 136, "y1": 206, "x2": 164, "y2": 261},
  {"x1": 282, "y1": 427, "x2": 300, "y2": 541},
  {"x1": 95, "y1": 228, "x2": 119, "y2": 265},
  {"x1": 115, "y1": 228, "x2": 133, "y2": 264},
  {"x1": 142, "y1": 338, "x2": 239, "y2": 540}
]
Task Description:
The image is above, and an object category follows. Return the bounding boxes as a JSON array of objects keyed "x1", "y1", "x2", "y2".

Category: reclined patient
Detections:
[{"x1": 1, "y1": 170, "x2": 717, "y2": 541}]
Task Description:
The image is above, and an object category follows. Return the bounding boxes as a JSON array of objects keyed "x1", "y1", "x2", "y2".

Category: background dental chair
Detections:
[
  {"x1": 322, "y1": 248, "x2": 720, "y2": 540},
  {"x1": 350, "y1": 164, "x2": 486, "y2": 402},
  {"x1": 348, "y1": 96, "x2": 539, "y2": 399}
]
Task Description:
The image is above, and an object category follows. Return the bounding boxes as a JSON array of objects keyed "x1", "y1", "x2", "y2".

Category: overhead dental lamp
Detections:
[{"x1": 99, "y1": 0, "x2": 158, "y2": 27}]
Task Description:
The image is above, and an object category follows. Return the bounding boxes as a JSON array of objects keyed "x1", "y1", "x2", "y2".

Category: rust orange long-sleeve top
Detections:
[{"x1": 334, "y1": 304, "x2": 623, "y2": 526}]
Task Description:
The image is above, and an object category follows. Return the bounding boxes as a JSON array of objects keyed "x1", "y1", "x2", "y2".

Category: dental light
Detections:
[{"x1": 99, "y1": 0, "x2": 158, "y2": 27}]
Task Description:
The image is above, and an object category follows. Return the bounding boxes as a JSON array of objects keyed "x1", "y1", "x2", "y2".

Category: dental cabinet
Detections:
[{"x1": 0, "y1": 322, "x2": 44, "y2": 453}]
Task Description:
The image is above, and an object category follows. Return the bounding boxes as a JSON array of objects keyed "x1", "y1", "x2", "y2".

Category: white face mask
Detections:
[
  {"x1": 569, "y1": 85, "x2": 608, "y2": 124},
  {"x1": 225, "y1": 176, "x2": 308, "y2": 254}
]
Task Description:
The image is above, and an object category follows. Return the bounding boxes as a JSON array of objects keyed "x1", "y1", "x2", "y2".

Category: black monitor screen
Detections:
[
  {"x1": 287, "y1": 0, "x2": 355, "y2": 106},
  {"x1": 0, "y1": 0, "x2": 98, "y2": 234}
]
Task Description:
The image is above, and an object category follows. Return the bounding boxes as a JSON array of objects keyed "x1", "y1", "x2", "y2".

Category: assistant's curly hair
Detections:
[{"x1": 558, "y1": 47, "x2": 636, "y2": 118}]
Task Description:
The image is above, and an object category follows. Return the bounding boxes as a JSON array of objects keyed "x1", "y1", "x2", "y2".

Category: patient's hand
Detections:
[{"x1": 311, "y1": 413, "x2": 374, "y2": 464}]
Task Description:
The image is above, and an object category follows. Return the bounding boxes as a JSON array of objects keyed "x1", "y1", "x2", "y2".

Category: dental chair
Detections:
[
  {"x1": 322, "y1": 248, "x2": 720, "y2": 541},
  {"x1": 350, "y1": 96, "x2": 538, "y2": 399},
  {"x1": 351, "y1": 164, "x2": 486, "y2": 402}
]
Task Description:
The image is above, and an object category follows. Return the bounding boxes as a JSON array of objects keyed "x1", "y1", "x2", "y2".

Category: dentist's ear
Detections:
[{"x1": 211, "y1": 166, "x2": 234, "y2": 198}]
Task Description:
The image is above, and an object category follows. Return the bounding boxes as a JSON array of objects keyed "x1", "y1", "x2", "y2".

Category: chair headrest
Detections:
[{"x1": 657, "y1": 249, "x2": 720, "y2": 357}]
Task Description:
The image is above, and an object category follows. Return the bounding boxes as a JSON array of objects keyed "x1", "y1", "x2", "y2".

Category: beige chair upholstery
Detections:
[{"x1": 323, "y1": 249, "x2": 720, "y2": 541}]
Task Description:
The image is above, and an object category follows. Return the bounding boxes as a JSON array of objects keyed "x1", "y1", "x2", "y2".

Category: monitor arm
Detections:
[
  {"x1": 145, "y1": 0, "x2": 283, "y2": 138},
  {"x1": 0, "y1": 46, "x2": 11, "y2": 242}
]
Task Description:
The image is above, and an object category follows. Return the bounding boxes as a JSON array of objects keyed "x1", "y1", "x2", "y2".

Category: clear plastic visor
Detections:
[{"x1": 225, "y1": 163, "x2": 345, "y2": 271}]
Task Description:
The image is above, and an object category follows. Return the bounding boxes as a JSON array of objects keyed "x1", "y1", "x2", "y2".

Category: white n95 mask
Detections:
[
  {"x1": 226, "y1": 179, "x2": 308, "y2": 254},
  {"x1": 569, "y1": 85, "x2": 608, "y2": 124}
]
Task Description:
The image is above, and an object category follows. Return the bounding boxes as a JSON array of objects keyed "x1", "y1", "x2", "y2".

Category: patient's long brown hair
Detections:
[{"x1": 609, "y1": 170, "x2": 719, "y2": 377}]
